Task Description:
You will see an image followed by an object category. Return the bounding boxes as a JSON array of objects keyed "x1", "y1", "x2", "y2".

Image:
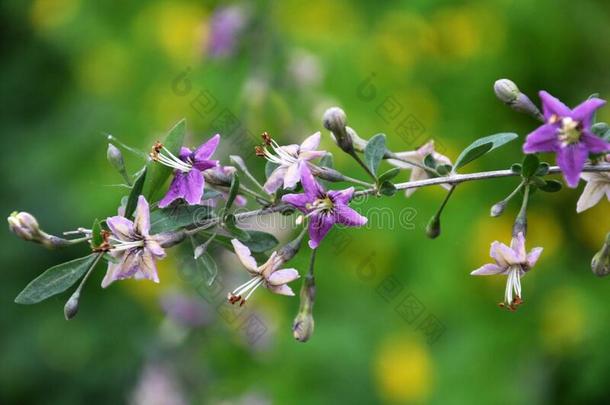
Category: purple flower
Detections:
[
  {"x1": 523, "y1": 91, "x2": 610, "y2": 187},
  {"x1": 102, "y1": 196, "x2": 166, "y2": 288},
  {"x1": 262, "y1": 132, "x2": 326, "y2": 193},
  {"x1": 282, "y1": 164, "x2": 367, "y2": 249},
  {"x1": 471, "y1": 232, "x2": 543, "y2": 311},
  {"x1": 153, "y1": 135, "x2": 220, "y2": 208},
  {"x1": 207, "y1": 5, "x2": 248, "y2": 58}
]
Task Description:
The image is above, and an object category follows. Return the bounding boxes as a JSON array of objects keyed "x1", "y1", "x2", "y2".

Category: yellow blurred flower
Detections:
[
  {"x1": 540, "y1": 287, "x2": 587, "y2": 355},
  {"x1": 30, "y1": 0, "x2": 79, "y2": 32},
  {"x1": 76, "y1": 41, "x2": 130, "y2": 96},
  {"x1": 374, "y1": 334, "x2": 433, "y2": 403}
]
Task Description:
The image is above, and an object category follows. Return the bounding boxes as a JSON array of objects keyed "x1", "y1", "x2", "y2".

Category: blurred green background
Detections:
[{"x1": 2, "y1": 0, "x2": 610, "y2": 404}]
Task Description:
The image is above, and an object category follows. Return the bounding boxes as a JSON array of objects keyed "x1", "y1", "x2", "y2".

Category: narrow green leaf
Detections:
[
  {"x1": 15, "y1": 254, "x2": 98, "y2": 304},
  {"x1": 224, "y1": 174, "x2": 240, "y2": 212},
  {"x1": 124, "y1": 167, "x2": 147, "y2": 218},
  {"x1": 150, "y1": 205, "x2": 215, "y2": 233},
  {"x1": 265, "y1": 161, "x2": 279, "y2": 179},
  {"x1": 379, "y1": 181, "x2": 397, "y2": 196},
  {"x1": 205, "y1": 230, "x2": 278, "y2": 252},
  {"x1": 539, "y1": 179, "x2": 562, "y2": 192},
  {"x1": 224, "y1": 214, "x2": 250, "y2": 241},
  {"x1": 195, "y1": 252, "x2": 218, "y2": 281},
  {"x1": 142, "y1": 119, "x2": 187, "y2": 201},
  {"x1": 378, "y1": 167, "x2": 401, "y2": 183},
  {"x1": 454, "y1": 132, "x2": 519, "y2": 170},
  {"x1": 522, "y1": 154, "x2": 540, "y2": 178},
  {"x1": 91, "y1": 219, "x2": 103, "y2": 248},
  {"x1": 535, "y1": 162, "x2": 550, "y2": 176},
  {"x1": 364, "y1": 133, "x2": 386, "y2": 175}
]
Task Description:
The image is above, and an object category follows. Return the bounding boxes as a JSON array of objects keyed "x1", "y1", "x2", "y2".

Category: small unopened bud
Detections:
[
  {"x1": 490, "y1": 201, "x2": 507, "y2": 217},
  {"x1": 493, "y1": 79, "x2": 543, "y2": 121},
  {"x1": 591, "y1": 234, "x2": 610, "y2": 277},
  {"x1": 293, "y1": 312, "x2": 314, "y2": 342},
  {"x1": 8, "y1": 211, "x2": 41, "y2": 241},
  {"x1": 425, "y1": 215, "x2": 441, "y2": 239},
  {"x1": 293, "y1": 272, "x2": 315, "y2": 343},
  {"x1": 203, "y1": 169, "x2": 232, "y2": 186},
  {"x1": 107, "y1": 143, "x2": 125, "y2": 171},
  {"x1": 64, "y1": 291, "x2": 80, "y2": 320},
  {"x1": 323, "y1": 107, "x2": 353, "y2": 153},
  {"x1": 309, "y1": 166, "x2": 347, "y2": 182}
]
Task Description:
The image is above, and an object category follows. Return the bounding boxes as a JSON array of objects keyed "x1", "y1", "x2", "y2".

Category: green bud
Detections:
[
  {"x1": 107, "y1": 143, "x2": 125, "y2": 172},
  {"x1": 323, "y1": 107, "x2": 353, "y2": 153},
  {"x1": 292, "y1": 311, "x2": 314, "y2": 342},
  {"x1": 591, "y1": 234, "x2": 610, "y2": 277},
  {"x1": 490, "y1": 201, "x2": 506, "y2": 217},
  {"x1": 64, "y1": 291, "x2": 80, "y2": 320},
  {"x1": 493, "y1": 79, "x2": 543, "y2": 121},
  {"x1": 426, "y1": 215, "x2": 441, "y2": 239}
]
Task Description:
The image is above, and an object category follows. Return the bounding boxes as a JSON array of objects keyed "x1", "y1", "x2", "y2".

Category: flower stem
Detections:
[
  {"x1": 513, "y1": 184, "x2": 530, "y2": 237},
  {"x1": 349, "y1": 150, "x2": 377, "y2": 181}
]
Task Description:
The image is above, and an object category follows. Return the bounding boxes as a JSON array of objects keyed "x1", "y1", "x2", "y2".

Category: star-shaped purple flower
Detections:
[
  {"x1": 102, "y1": 196, "x2": 166, "y2": 288},
  {"x1": 282, "y1": 164, "x2": 367, "y2": 249},
  {"x1": 155, "y1": 135, "x2": 220, "y2": 208},
  {"x1": 523, "y1": 91, "x2": 610, "y2": 187}
]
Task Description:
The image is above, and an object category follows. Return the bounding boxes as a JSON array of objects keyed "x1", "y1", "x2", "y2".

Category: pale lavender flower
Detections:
[
  {"x1": 102, "y1": 196, "x2": 166, "y2": 288},
  {"x1": 262, "y1": 132, "x2": 326, "y2": 193},
  {"x1": 471, "y1": 232, "x2": 543, "y2": 311},
  {"x1": 153, "y1": 135, "x2": 220, "y2": 208},
  {"x1": 282, "y1": 164, "x2": 367, "y2": 249},
  {"x1": 387, "y1": 140, "x2": 452, "y2": 197},
  {"x1": 576, "y1": 171, "x2": 610, "y2": 213},
  {"x1": 207, "y1": 5, "x2": 248, "y2": 58},
  {"x1": 228, "y1": 239, "x2": 300, "y2": 305},
  {"x1": 523, "y1": 91, "x2": 610, "y2": 187}
]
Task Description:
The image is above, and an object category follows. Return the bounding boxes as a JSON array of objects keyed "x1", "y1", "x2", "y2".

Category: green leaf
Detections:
[
  {"x1": 150, "y1": 205, "x2": 215, "y2": 233},
  {"x1": 535, "y1": 162, "x2": 550, "y2": 176},
  {"x1": 592, "y1": 122, "x2": 610, "y2": 140},
  {"x1": 423, "y1": 154, "x2": 437, "y2": 169},
  {"x1": 530, "y1": 176, "x2": 547, "y2": 188},
  {"x1": 15, "y1": 254, "x2": 99, "y2": 304},
  {"x1": 522, "y1": 154, "x2": 540, "y2": 178},
  {"x1": 436, "y1": 164, "x2": 452, "y2": 176},
  {"x1": 378, "y1": 167, "x2": 401, "y2": 183},
  {"x1": 224, "y1": 173, "x2": 240, "y2": 212},
  {"x1": 142, "y1": 119, "x2": 187, "y2": 201},
  {"x1": 195, "y1": 252, "x2": 218, "y2": 281},
  {"x1": 205, "y1": 230, "x2": 277, "y2": 252},
  {"x1": 454, "y1": 132, "x2": 519, "y2": 170},
  {"x1": 265, "y1": 161, "x2": 279, "y2": 179},
  {"x1": 124, "y1": 167, "x2": 147, "y2": 218},
  {"x1": 319, "y1": 153, "x2": 334, "y2": 168},
  {"x1": 379, "y1": 181, "x2": 397, "y2": 196},
  {"x1": 91, "y1": 219, "x2": 103, "y2": 248},
  {"x1": 223, "y1": 214, "x2": 250, "y2": 241},
  {"x1": 364, "y1": 133, "x2": 386, "y2": 175},
  {"x1": 510, "y1": 163, "x2": 522, "y2": 174},
  {"x1": 539, "y1": 179, "x2": 562, "y2": 192}
]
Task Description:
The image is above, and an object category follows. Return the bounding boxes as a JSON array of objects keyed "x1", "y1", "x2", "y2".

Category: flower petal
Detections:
[
  {"x1": 106, "y1": 216, "x2": 135, "y2": 241},
  {"x1": 193, "y1": 134, "x2": 220, "y2": 162},
  {"x1": 281, "y1": 192, "x2": 311, "y2": 213},
  {"x1": 526, "y1": 247, "x2": 543, "y2": 268},
  {"x1": 328, "y1": 187, "x2": 354, "y2": 205},
  {"x1": 159, "y1": 172, "x2": 187, "y2": 208},
  {"x1": 134, "y1": 195, "x2": 150, "y2": 236},
  {"x1": 268, "y1": 284, "x2": 295, "y2": 296},
  {"x1": 556, "y1": 144, "x2": 588, "y2": 188},
  {"x1": 510, "y1": 232, "x2": 526, "y2": 262},
  {"x1": 137, "y1": 250, "x2": 161, "y2": 283},
  {"x1": 523, "y1": 124, "x2": 558, "y2": 153},
  {"x1": 299, "y1": 163, "x2": 324, "y2": 199},
  {"x1": 334, "y1": 204, "x2": 367, "y2": 227},
  {"x1": 183, "y1": 169, "x2": 205, "y2": 205},
  {"x1": 267, "y1": 268, "x2": 300, "y2": 285},
  {"x1": 299, "y1": 131, "x2": 321, "y2": 151},
  {"x1": 263, "y1": 166, "x2": 288, "y2": 193},
  {"x1": 231, "y1": 239, "x2": 258, "y2": 272},
  {"x1": 470, "y1": 263, "x2": 505, "y2": 276},
  {"x1": 146, "y1": 239, "x2": 166, "y2": 258},
  {"x1": 179, "y1": 147, "x2": 192, "y2": 160},
  {"x1": 490, "y1": 241, "x2": 518, "y2": 267},
  {"x1": 580, "y1": 131, "x2": 610, "y2": 154},
  {"x1": 299, "y1": 150, "x2": 326, "y2": 161},
  {"x1": 572, "y1": 97, "x2": 606, "y2": 127},
  {"x1": 283, "y1": 162, "x2": 301, "y2": 190},
  {"x1": 576, "y1": 179, "x2": 607, "y2": 212},
  {"x1": 308, "y1": 214, "x2": 334, "y2": 249},
  {"x1": 539, "y1": 90, "x2": 571, "y2": 120},
  {"x1": 387, "y1": 151, "x2": 421, "y2": 169}
]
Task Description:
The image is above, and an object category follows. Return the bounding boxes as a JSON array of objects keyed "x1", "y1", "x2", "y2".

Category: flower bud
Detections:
[
  {"x1": 490, "y1": 201, "x2": 507, "y2": 217},
  {"x1": 203, "y1": 169, "x2": 232, "y2": 186},
  {"x1": 425, "y1": 215, "x2": 441, "y2": 239},
  {"x1": 323, "y1": 107, "x2": 353, "y2": 153},
  {"x1": 292, "y1": 311, "x2": 314, "y2": 342},
  {"x1": 8, "y1": 211, "x2": 41, "y2": 241},
  {"x1": 292, "y1": 272, "x2": 315, "y2": 342},
  {"x1": 64, "y1": 291, "x2": 80, "y2": 320},
  {"x1": 309, "y1": 166, "x2": 347, "y2": 182},
  {"x1": 591, "y1": 234, "x2": 610, "y2": 277},
  {"x1": 107, "y1": 143, "x2": 125, "y2": 172},
  {"x1": 493, "y1": 79, "x2": 543, "y2": 121}
]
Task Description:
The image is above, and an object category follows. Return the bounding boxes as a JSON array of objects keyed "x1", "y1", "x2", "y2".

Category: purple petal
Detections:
[
  {"x1": 299, "y1": 164, "x2": 324, "y2": 200},
  {"x1": 308, "y1": 214, "x2": 334, "y2": 249},
  {"x1": 263, "y1": 166, "x2": 288, "y2": 193},
  {"x1": 490, "y1": 241, "x2": 518, "y2": 267},
  {"x1": 334, "y1": 204, "x2": 367, "y2": 227},
  {"x1": 192, "y1": 159, "x2": 218, "y2": 172},
  {"x1": 267, "y1": 268, "x2": 300, "y2": 285},
  {"x1": 134, "y1": 196, "x2": 150, "y2": 236},
  {"x1": 106, "y1": 216, "x2": 135, "y2": 240},
  {"x1": 179, "y1": 147, "x2": 192, "y2": 160},
  {"x1": 299, "y1": 150, "x2": 326, "y2": 161},
  {"x1": 137, "y1": 250, "x2": 160, "y2": 283},
  {"x1": 231, "y1": 239, "x2": 258, "y2": 272},
  {"x1": 101, "y1": 251, "x2": 139, "y2": 287},
  {"x1": 193, "y1": 134, "x2": 220, "y2": 162},
  {"x1": 328, "y1": 187, "x2": 354, "y2": 205},
  {"x1": 580, "y1": 131, "x2": 610, "y2": 154},
  {"x1": 183, "y1": 170, "x2": 205, "y2": 205},
  {"x1": 281, "y1": 192, "x2": 311, "y2": 213},
  {"x1": 470, "y1": 263, "x2": 505, "y2": 276},
  {"x1": 268, "y1": 284, "x2": 295, "y2": 296},
  {"x1": 510, "y1": 232, "x2": 526, "y2": 262},
  {"x1": 146, "y1": 239, "x2": 166, "y2": 258},
  {"x1": 159, "y1": 172, "x2": 187, "y2": 208},
  {"x1": 299, "y1": 132, "x2": 321, "y2": 152},
  {"x1": 556, "y1": 144, "x2": 588, "y2": 188},
  {"x1": 572, "y1": 98, "x2": 606, "y2": 127},
  {"x1": 523, "y1": 124, "x2": 558, "y2": 153},
  {"x1": 539, "y1": 90, "x2": 571, "y2": 120},
  {"x1": 283, "y1": 162, "x2": 301, "y2": 190},
  {"x1": 526, "y1": 247, "x2": 543, "y2": 268},
  {"x1": 101, "y1": 260, "x2": 121, "y2": 288}
]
